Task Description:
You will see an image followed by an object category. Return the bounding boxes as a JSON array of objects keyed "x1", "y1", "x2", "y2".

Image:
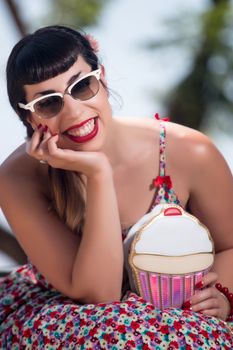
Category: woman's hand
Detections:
[
  {"x1": 26, "y1": 125, "x2": 111, "y2": 178},
  {"x1": 183, "y1": 272, "x2": 230, "y2": 320}
]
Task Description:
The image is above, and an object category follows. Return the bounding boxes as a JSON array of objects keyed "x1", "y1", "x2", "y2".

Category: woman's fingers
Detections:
[
  {"x1": 39, "y1": 127, "x2": 53, "y2": 152},
  {"x1": 26, "y1": 125, "x2": 41, "y2": 152},
  {"x1": 192, "y1": 292, "x2": 229, "y2": 320},
  {"x1": 199, "y1": 271, "x2": 218, "y2": 288},
  {"x1": 26, "y1": 125, "x2": 44, "y2": 156},
  {"x1": 191, "y1": 292, "x2": 218, "y2": 312},
  {"x1": 46, "y1": 133, "x2": 60, "y2": 157},
  {"x1": 183, "y1": 275, "x2": 230, "y2": 319},
  {"x1": 26, "y1": 126, "x2": 110, "y2": 174},
  {"x1": 193, "y1": 271, "x2": 218, "y2": 291},
  {"x1": 190, "y1": 287, "x2": 218, "y2": 311},
  {"x1": 200, "y1": 308, "x2": 220, "y2": 317},
  {"x1": 26, "y1": 125, "x2": 51, "y2": 160},
  {"x1": 184, "y1": 272, "x2": 218, "y2": 308},
  {"x1": 182, "y1": 272, "x2": 218, "y2": 313},
  {"x1": 189, "y1": 272, "x2": 219, "y2": 311}
]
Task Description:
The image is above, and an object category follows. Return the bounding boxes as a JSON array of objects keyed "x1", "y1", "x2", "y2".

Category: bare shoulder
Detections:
[
  {"x1": 165, "y1": 122, "x2": 230, "y2": 171},
  {"x1": 166, "y1": 122, "x2": 213, "y2": 152},
  {"x1": 116, "y1": 117, "x2": 230, "y2": 171},
  {"x1": 115, "y1": 116, "x2": 160, "y2": 142}
]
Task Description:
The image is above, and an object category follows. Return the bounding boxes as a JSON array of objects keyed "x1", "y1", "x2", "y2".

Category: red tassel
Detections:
[
  {"x1": 153, "y1": 175, "x2": 172, "y2": 189},
  {"x1": 154, "y1": 113, "x2": 170, "y2": 122}
]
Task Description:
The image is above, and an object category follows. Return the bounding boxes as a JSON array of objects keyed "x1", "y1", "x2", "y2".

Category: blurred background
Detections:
[{"x1": 1, "y1": 0, "x2": 233, "y2": 273}]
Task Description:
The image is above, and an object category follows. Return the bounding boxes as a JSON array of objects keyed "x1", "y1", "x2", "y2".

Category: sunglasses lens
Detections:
[
  {"x1": 35, "y1": 96, "x2": 63, "y2": 119},
  {"x1": 71, "y1": 76, "x2": 99, "y2": 101}
]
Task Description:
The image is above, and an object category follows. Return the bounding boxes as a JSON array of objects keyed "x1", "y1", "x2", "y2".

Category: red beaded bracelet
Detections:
[{"x1": 215, "y1": 283, "x2": 233, "y2": 322}]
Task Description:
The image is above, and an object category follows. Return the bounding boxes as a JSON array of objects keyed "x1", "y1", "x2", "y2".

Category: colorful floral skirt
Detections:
[{"x1": 0, "y1": 264, "x2": 232, "y2": 349}]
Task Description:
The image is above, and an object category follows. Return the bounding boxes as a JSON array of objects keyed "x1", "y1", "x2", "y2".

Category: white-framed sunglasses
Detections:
[{"x1": 18, "y1": 68, "x2": 101, "y2": 119}]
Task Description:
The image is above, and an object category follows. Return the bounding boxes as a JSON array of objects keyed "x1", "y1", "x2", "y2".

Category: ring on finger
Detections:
[{"x1": 39, "y1": 159, "x2": 47, "y2": 164}]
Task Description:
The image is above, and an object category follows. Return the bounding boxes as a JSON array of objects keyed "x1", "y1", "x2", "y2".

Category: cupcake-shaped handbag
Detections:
[{"x1": 125, "y1": 204, "x2": 214, "y2": 310}]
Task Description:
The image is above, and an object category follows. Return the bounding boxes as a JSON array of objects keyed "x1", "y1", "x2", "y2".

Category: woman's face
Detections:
[{"x1": 24, "y1": 56, "x2": 112, "y2": 151}]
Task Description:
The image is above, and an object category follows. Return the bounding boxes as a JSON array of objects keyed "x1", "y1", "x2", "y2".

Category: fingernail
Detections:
[
  {"x1": 195, "y1": 281, "x2": 204, "y2": 289},
  {"x1": 37, "y1": 124, "x2": 42, "y2": 129},
  {"x1": 182, "y1": 300, "x2": 192, "y2": 309},
  {"x1": 43, "y1": 126, "x2": 48, "y2": 132},
  {"x1": 51, "y1": 132, "x2": 58, "y2": 136}
]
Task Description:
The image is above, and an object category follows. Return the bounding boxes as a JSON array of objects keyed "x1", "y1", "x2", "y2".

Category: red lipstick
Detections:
[
  {"x1": 64, "y1": 117, "x2": 98, "y2": 144},
  {"x1": 64, "y1": 117, "x2": 95, "y2": 133}
]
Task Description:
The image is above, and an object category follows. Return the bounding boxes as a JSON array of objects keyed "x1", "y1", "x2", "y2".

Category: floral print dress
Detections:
[{"x1": 0, "y1": 121, "x2": 232, "y2": 349}]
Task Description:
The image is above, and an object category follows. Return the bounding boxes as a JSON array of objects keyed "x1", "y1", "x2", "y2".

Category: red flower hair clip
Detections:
[{"x1": 85, "y1": 34, "x2": 99, "y2": 53}]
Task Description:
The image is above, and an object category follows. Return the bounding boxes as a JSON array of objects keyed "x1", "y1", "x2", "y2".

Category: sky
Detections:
[{"x1": 0, "y1": 0, "x2": 232, "y2": 266}]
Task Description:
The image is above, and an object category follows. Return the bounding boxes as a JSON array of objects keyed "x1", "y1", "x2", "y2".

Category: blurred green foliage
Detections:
[
  {"x1": 48, "y1": 0, "x2": 109, "y2": 27},
  {"x1": 147, "y1": 0, "x2": 233, "y2": 132}
]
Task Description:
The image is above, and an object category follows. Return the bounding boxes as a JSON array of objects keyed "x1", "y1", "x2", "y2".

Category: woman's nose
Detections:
[{"x1": 62, "y1": 94, "x2": 83, "y2": 117}]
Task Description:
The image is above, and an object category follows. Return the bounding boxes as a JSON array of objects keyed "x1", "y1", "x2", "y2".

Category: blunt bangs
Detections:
[{"x1": 15, "y1": 35, "x2": 83, "y2": 85}]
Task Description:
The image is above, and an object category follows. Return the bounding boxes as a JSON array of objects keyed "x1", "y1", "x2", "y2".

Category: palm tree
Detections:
[
  {"x1": 147, "y1": 0, "x2": 233, "y2": 132},
  {"x1": 4, "y1": 0, "x2": 26, "y2": 35}
]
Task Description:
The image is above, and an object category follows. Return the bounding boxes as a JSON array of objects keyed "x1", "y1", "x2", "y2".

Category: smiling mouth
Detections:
[{"x1": 63, "y1": 117, "x2": 98, "y2": 143}]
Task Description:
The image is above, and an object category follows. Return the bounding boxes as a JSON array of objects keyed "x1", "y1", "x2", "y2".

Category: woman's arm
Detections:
[
  {"x1": 0, "y1": 152, "x2": 123, "y2": 303},
  {"x1": 184, "y1": 131, "x2": 233, "y2": 318},
  {"x1": 71, "y1": 168, "x2": 123, "y2": 303},
  {"x1": 188, "y1": 134, "x2": 233, "y2": 286}
]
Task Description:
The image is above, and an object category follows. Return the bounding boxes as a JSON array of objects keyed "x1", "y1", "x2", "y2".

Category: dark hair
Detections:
[
  {"x1": 6, "y1": 25, "x2": 99, "y2": 137},
  {"x1": 6, "y1": 25, "x2": 100, "y2": 234}
]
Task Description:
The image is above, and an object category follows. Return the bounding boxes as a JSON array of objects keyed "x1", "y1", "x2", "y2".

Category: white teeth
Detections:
[{"x1": 67, "y1": 119, "x2": 95, "y2": 137}]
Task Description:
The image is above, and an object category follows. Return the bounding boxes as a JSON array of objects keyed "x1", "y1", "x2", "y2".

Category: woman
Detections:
[{"x1": 0, "y1": 25, "x2": 232, "y2": 349}]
